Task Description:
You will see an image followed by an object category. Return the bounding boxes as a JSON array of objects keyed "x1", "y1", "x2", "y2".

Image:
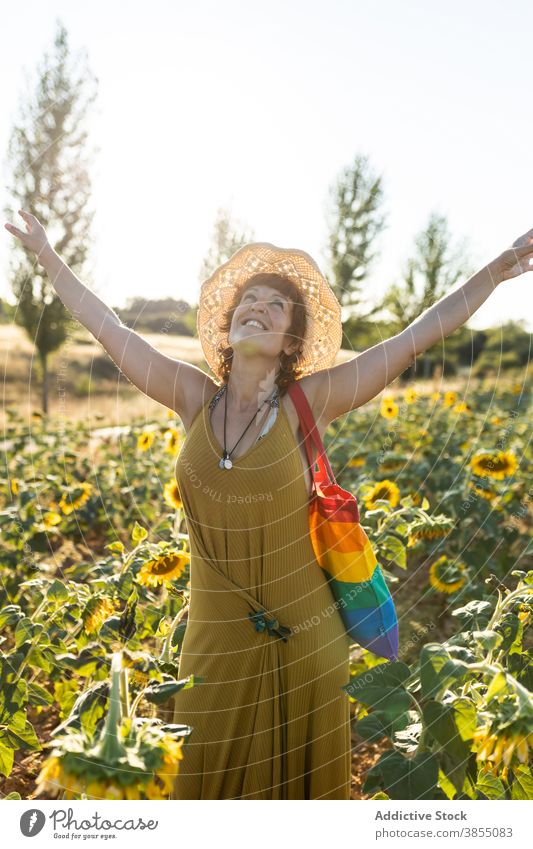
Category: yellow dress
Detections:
[{"x1": 166, "y1": 387, "x2": 352, "y2": 799}]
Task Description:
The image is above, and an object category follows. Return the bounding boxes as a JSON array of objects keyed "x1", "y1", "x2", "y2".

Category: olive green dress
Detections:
[{"x1": 167, "y1": 387, "x2": 352, "y2": 800}]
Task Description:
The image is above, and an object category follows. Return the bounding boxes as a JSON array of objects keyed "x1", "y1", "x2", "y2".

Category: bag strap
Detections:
[{"x1": 287, "y1": 381, "x2": 336, "y2": 486}]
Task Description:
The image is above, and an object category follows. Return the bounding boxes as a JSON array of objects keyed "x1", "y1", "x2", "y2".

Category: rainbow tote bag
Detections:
[{"x1": 287, "y1": 380, "x2": 399, "y2": 661}]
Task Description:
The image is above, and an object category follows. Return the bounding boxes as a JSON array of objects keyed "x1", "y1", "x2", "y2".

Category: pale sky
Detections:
[{"x1": 1, "y1": 0, "x2": 532, "y2": 332}]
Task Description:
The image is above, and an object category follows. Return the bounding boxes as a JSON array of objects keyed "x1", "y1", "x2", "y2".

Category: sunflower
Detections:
[
  {"x1": 380, "y1": 455, "x2": 405, "y2": 471},
  {"x1": 163, "y1": 427, "x2": 181, "y2": 455},
  {"x1": 137, "y1": 550, "x2": 190, "y2": 587},
  {"x1": 468, "y1": 481, "x2": 498, "y2": 501},
  {"x1": 164, "y1": 479, "x2": 183, "y2": 509},
  {"x1": 408, "y1": 527, "x2": 449, "y2": 546},
  {"x1": 414, "y1": 428, "x2": 432, "y2": 448},
  {"x1": 43, "y1": 511, "x2": 62, "y2": 528},
  {"x1": 430, "y1": 392, "x2": 441, "y2": 402},
  {"x1": 443, "y1": 391, "x2": 458, "y2": 407},
  {"x1": 490, "y1": 416, "x2": 503, "y2": 425},
  {"x1": 9, "y1": 478, "x2": 19, "y2": 495},
  {"x1": 35, "y1": 757, "x2": 77, "y2": 798},
  {"x1": 155, "y1": 735, "x2": 185, "y2": 794},
  {"x1": 428, "y1": 555, "x2": 466, "y2": 594},
  {"x1": 472, "y1": 720, "x2": 532, "y2": 780},
  {"x1": 137, "y1": 431, "x2": 156, "y2": 451},
  {"x1": 517, "y1": 604, "x2": 531, "y2": 626},
  {"x1": 59, "y1": 481, "x2": 93, "y2": 515},
  {"x1": 470, "y1": 451, "x2": 518, "y2": 480},
  {"x1": 127, "y1": 667, "x2": 153, "y2": 688},
  {"x1": 35, "y1": 755, "x2": 166, "y2": 800},
  {"x1": 380, "y1": 399, "x2": 399, "y2": 419},
  {"x1": 166, "y1": 408, "x2": 177, "y2": 419},
  {"x1": 348, "y1": 456, "x2": 365, "y2": 467},
  {"x1": 407, "y1": 516, "x2": 453, "y2": 547},
  {"x1": 404, "y1": 388, "x2": 418, "y2": 404},
  {"x1": 37, "y1": 757, "x2": 106, "y2": 799},
  {"x1": 363, "y1": 479, "x2": 401, "y2": 510},
  {"x1": 83, "y1": 596, "x2": 118, "y2": 634},
  {"x1": 35, "y1": 684, "x2": 186, "y2": 801},
  {"x1": 510, "y1": 382, "x2": 522, "y2": 395},
  {"x1": 453, "y1": 402, "x2": 470, "y2": 414}
]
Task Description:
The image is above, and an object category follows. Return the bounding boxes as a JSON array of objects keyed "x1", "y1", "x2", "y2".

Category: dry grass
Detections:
[{"x1": 1, "y1": 323, "x2": 357, "y2": 428}]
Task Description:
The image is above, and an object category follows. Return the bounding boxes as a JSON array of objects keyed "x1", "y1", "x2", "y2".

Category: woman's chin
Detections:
[{"x1": 230, "y1": 337, "x2": 276, "y2": 359}]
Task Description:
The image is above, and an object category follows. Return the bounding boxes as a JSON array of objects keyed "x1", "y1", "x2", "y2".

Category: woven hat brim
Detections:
[{"x1": 197, "y1": 242, "x2": 342, "y2": 379}]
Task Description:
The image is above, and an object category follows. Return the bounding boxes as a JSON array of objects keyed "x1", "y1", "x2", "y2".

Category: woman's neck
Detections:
[{"x1": 225, "y1": 361, "x2": 279, "y2": 412}]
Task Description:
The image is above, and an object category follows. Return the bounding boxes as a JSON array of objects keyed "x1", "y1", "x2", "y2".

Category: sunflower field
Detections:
[{"x1": 1, "y1": 376, "x2": 532, "y2": 801}]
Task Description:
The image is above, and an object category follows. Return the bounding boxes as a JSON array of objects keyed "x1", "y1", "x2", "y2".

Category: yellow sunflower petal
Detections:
[
  {"x1": 164, "y1": 480, "x2": 183, "y2": 509},
  {"x1": 137, "y1": 551, "x2": 190, "y2": 587}
]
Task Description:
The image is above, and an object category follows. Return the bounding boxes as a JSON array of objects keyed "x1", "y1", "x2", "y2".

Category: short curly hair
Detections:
[{"x1": 215, "y1": 272, "x2": 308, "y2": 397}]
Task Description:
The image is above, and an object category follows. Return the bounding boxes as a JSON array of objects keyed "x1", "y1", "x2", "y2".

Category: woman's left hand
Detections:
[{"x1": 495, "y1": 228, "x2": 533, "y2": 282}]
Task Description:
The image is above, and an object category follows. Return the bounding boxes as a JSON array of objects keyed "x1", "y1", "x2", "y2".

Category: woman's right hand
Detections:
[{"x1": 4, "y1": 210, "x2": 51, "y2": 258}]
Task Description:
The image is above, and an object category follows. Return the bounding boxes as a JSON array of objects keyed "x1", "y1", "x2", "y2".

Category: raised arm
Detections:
[
  {"x1": 308, "y1": 228, "x2": 533, "y2": 424},
  {"x1": 4, "y1": 210, "x2": 209, "y2": 420}
]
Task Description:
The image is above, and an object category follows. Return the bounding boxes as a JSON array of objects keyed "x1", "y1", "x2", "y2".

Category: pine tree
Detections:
[
  {"x1": 3, "y1": 20, "x2": 98, "y2": 412},
  {"x1": 381, "y1": 211, "x2": 473, "y2": 379},
  {"x1": 324, "y1": 153, "x2": 387, "y2": 325}
]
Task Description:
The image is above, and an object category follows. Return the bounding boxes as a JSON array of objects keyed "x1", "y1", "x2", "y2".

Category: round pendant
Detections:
[
  {"x1": 219, "y1": 457, "x2": 226, "y2": 469},
  {"x1": 224, "y1": 458, "x2": 233, "y2": 470}
]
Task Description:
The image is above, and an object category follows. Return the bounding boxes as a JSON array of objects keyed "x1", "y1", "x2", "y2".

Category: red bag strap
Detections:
[{"x1": 287, "y1": 381, "x2": 336, "y2": 486}]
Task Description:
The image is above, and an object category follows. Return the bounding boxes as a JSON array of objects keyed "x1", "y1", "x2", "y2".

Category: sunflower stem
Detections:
[
  {"x1": 91, "y1": 652, "x2": 128, "y2": 762},
  {"x1": 160, "y1": 603, "x2": 189, "y2": 664},
  {"x1": 30, "y1": 596, "x2": 49, "y2": 622},
  {"x1": 119, "y1": 540, "x2": 145, "y2": 576},
  {"x1": 414, "y1": 724, "x2": 432, "y2": 755},
  {"x1": 129, "y1": 688, "x2": 145, "y2": 719},
  {"x1": 487, "y1": 586, "x2": 530, "y2": 631},
  {"x1": 120, "y1": 667, "x2": 130, "y2": 720}
]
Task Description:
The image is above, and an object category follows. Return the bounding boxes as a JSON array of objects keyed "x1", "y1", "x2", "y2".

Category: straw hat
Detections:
[{"x1": 197, "y1": 242, "x2": 342, "y2": 379}]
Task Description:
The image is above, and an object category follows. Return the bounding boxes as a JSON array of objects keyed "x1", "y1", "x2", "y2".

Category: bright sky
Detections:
[{"x1": 1, "y1": 0, "x2": 532, "y2": 332}]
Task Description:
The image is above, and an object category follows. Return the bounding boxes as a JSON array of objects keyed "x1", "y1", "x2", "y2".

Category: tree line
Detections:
[{"x1": 3, "y1": 21, "x2": 529, "y2": 411}]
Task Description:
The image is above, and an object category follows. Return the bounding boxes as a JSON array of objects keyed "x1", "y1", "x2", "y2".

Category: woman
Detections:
[{"x1": 4, "y1": 211, "x2": 533, "y2": 800}]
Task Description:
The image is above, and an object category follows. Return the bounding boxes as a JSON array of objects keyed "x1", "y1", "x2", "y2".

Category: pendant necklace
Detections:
[{"x1": 217, "y1": 384, "x2": 279, "y2": 470}]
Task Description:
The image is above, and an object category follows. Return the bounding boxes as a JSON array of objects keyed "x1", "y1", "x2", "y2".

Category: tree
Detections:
[
  {"x1": 116, "y1": 296, "x2": 196, "y2": 335},
  {"x1": 198, "y1": 206, "x2": 255, "y2": 287},
  {"x1": 3, "y1": 20, "x2": 98, "y2": 412},
  {"x1": 323, "y1": 153, "x2": 387, "y2": 328},
  {"x1": 380, "y1": 211, "x2": 474, "y2": 380},
  {"x1": 472, "y1": 321, "x2": 532, "y2": 376}
]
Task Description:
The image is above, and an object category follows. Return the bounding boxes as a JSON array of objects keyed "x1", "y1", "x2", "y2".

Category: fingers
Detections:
[
  {"x1": 18, "y1": 210, "x2": 33, "y2": 232},
  {"x1": 512, "y1": 232, "x2": 533, "y2": 250},
  {"x1": 4, "y1": 210, "x2": 35, "y2": 239},
  {"x1": 4, "y1": 222, "x2": 24, "y2": 238},
  {"x1": 509, "y1": 241, "x2": 533, "y2": 255}
]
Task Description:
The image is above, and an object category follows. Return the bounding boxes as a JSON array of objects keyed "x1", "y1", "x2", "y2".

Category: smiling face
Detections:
[
  {"x1": 228, "y1": 282, "x2": 299, "y2": 359},
  {"x1": 215, "y1": 271, "x2": 308, "y2": 388}
]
